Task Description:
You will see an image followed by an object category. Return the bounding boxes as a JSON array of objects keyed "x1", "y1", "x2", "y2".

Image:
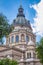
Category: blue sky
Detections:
[{"x1": 0, "y1": 0, "x2": 42, "y2": 43}]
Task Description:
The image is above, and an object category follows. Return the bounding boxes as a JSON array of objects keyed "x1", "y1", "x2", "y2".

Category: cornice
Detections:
[{"x1": 0, "y1": 45, "x2": 25, "y2": 53}]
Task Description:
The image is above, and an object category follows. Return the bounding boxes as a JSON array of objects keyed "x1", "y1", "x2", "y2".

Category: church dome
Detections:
[{"x1": 13, "y1": 5, "x2": 32, "y2": 29}]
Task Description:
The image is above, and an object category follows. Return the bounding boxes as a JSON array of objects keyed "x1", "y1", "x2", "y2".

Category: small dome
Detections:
[{"x1": 28, "y1": 40, "x2": 35, "y2": 46}]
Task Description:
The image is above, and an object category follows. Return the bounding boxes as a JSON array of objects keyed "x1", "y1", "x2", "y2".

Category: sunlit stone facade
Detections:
[{"x1": 0, "y1": 5, "x2": 41, "y2": 65}]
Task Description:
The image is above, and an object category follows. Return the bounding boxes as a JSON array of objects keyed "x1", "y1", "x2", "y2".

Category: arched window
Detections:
[
  {"x1": 11, "y1": 36, "x2": 14, "y2": 43},
  {"x1": 21, "y1": 34, "x2": 25, "y2": 42},
  {"x1": 27, "y1": 52, "x2": 31, "y2": 59},
  {"x1": 16, "y1": 35, "x2": 19, "y2": 42},
  {"x1": 26, "y1": 36, "x2": 29, "y2": 43}
]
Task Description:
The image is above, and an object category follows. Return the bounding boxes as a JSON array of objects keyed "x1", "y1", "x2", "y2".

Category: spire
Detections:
[{"x1": 17, "y1": 5, "x2": 25, "y2": 17}]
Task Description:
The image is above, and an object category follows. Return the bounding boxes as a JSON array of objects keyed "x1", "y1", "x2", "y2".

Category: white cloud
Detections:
[{"x1": 31, "y1": 0, "x2": 43, "y2": 37}]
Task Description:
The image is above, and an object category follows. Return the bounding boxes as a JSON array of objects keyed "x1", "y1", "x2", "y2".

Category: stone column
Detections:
[
  {"x1": 14, "y1": 34, "x2": 15, "y2": 43},
  {"x1": 6, "y1": 37, "x2": 9, "y2": 45},
  {"x1": 14, "y1": 34, "x2": 16, "y2": 43},
  {"x1": 19, "y1": 33, "x2": 21, "y2": 42}
]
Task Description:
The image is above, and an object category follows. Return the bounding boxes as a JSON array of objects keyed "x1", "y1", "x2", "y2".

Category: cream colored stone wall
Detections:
[
  {"x1": 6, "y1": 26, "x2": 35, "y2": 46},
  {"x1": 0, "y1": 47, "x2": 23, "y2": 61},
  {"x1": 35, "y1": 62, "x2": 42, "y2": 65},
  {"x1": 4, "y1": 26, "x2": 41, "y2": 65}
]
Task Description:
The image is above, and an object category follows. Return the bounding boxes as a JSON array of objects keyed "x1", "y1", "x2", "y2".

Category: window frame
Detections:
[
  {"x1": 16, "y1": 35, "x2": 19, "y2": 42},
  {"x1": 11, "y1": 36, "x2": 14, "y2": 43},
  {"x1": 27, "y1": 52, "x2": 31, "y2": 59},
  {"x1": 26, "y1": 36, "x2": 29, "y2": 43}
]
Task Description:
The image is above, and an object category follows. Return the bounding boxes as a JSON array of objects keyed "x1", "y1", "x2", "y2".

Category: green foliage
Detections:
[
  {"x1": 0, "y1": 13, "x2": 14, "y2": 44},
  {"x1": 36, "y1": 37, "x2": 43, "y2": 64},
  {"x1": 10, "y1": 60, "x2": 18, "y2": 65},
  {"x1": 0, "y1": 58, "x2": 18, "y2": 65}
]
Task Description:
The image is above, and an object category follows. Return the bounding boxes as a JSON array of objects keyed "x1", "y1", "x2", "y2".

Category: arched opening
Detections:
[
  {"x1": 11, "y1": 36, "x2": 14, "y2": 43},
  {"x1": 26, "y1": 36, "x2": 29, "y2": 43},
  {"x1": 21, "y1": 34, "x2": 25, "y2": 42},
  {"x1": 16, "y1": 35, "x2": 19, "y2": 42}
]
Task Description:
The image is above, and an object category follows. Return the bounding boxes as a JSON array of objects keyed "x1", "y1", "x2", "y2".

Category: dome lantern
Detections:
[{"x1": 17, "y1": 5, "x2": 25, "y2": 17}]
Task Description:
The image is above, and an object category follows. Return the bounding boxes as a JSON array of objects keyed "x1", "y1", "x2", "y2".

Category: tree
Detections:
[
  {"x1": 0, "y1": 58, "x2": 18, "y2": 65},
  {"x1": 36, "y1": 37, "x2": 43, "y2": 65},
  {"x1": 10, "y1": 60, "x2": 18, "y2": 65},
  {"x1": 0, "y1": 13, "x2": 14, "y2": 44}
]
